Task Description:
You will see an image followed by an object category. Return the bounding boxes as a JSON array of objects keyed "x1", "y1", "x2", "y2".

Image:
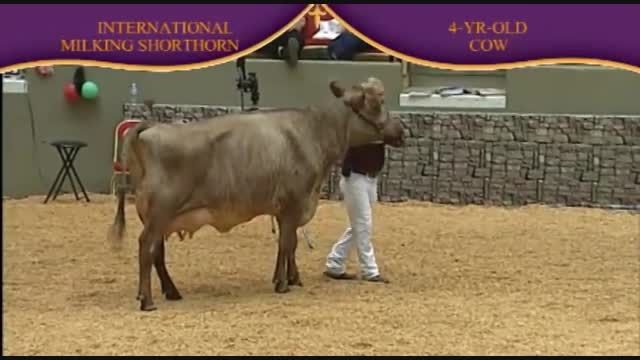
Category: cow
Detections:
[{"x1": 108, "y1": 77, "x2": 405, "y2": 311}]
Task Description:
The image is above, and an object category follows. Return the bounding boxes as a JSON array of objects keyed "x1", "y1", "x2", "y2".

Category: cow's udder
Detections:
[{"x1": 166, "y1": 207, "x2": 257, "y2": 235}]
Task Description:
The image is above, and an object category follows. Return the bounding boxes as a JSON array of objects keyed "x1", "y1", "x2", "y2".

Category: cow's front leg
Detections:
[
  {"x1": 273, "y1": 245, "x2": 290, "y2": 294},
  {"x1": 273, "y1": 215, "x2": 296, "y2": 293},
  {"x1": 288, "y1": 228, "x2": 302, "y2": 287},
  {"x1": 136, "y1": 227, "x2": 157, "y2": 311}
]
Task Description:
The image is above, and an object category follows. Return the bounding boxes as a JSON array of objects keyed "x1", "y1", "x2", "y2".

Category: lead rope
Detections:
[{"x1": 301, "y1": 228, "x2": 315, "y2": 250}]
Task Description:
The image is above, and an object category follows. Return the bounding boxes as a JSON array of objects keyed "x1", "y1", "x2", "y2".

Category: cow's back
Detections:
[{"x1": 197, "y1": 110, "x2": 326, "y2": 213}]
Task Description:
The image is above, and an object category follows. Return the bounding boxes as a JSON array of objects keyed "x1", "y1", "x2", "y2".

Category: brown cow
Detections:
[{"x1": 108, "y1": 77, "x2": 405, "y2": 311}]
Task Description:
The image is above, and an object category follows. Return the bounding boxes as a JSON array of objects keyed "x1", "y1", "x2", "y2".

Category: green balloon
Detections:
[{"x1": 81, "y1": 81, "x2": 99, "y2": 99}]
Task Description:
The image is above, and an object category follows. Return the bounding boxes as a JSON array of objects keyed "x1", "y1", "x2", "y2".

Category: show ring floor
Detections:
[{"x1": 3, "y1": 194, "x2": 639, "y2": 355}]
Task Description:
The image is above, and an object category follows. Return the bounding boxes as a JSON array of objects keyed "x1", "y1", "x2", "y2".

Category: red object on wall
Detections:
[
  {"x1": 63, "y1": 83, "x2": 80, "y2": 102},
  {"x1": 303, "y1": 5, "x2": 335, "y2": 46},
  {"x1": 301, "y1": 5, "x2": 382, "y2": 53},
  {"x1": 112, "y1": 119, "x2": 142, "y2": 172}
]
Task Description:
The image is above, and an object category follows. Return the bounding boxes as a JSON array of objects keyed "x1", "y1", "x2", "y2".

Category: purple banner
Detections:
[
  {"x1": 0, "y1": 4, "x2": 309, "y2": 70},
  {"x1": 1, "y1": 4, "x2": 640, "y2": 71},
  {"x1": 327, "y1": 4, "x2": 640, "y2": 69}
]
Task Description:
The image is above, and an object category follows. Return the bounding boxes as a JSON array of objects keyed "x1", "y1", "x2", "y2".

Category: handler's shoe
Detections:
[
  {"x1": 364, "y1": 274, "x2": 390, "y2": 284},
  {"x1": 323, "y1": 270, "x2": 357, "y2": 280}
]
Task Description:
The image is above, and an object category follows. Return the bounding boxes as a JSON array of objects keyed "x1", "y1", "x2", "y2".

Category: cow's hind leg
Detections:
[
  {"x1": 137, "y1": 213, "x2": 171, "y2": 311},
  {"x1": 136, "y1": 226, "x2": 158, "y2": 311},
  {"x1": 154, "y1": 236, "x2": 182, "y2": 301}
]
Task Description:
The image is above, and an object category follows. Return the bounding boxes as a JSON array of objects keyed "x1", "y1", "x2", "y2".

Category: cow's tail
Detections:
[
  {"x1": 108, "y1": 186, "x2": 127, "y2": 251},
  {"x1": 108, "y1": 121, "x2": 153, "y2": 251}
]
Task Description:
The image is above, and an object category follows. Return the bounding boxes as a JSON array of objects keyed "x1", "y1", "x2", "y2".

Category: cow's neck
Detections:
[{"x1": 310, "y1": 99, "x2": 353, "y2": 166}]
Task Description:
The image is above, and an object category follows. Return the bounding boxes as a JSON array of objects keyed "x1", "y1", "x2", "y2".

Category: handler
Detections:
[{"x1": 323, "y1": 130, "x2": 403, "y2": 283}]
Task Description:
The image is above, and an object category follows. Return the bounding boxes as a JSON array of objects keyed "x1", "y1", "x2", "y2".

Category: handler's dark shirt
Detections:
[{"x1": 341, "y1": 142, "x2": 385, "y2": 177}]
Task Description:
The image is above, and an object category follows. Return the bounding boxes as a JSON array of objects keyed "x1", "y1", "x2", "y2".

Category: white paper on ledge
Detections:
[{"x1": 312, "y1": 19, "x2": 344, "y2": 40}]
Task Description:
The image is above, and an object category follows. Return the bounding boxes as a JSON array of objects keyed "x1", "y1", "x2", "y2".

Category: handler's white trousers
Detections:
[{"x1": 325, "y1": 173, "x2": 380, "y2": 279}]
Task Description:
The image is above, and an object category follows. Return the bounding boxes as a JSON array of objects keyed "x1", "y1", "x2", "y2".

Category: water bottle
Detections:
[{"x1": 129, "y1": 82, "x2": 138, "y2": 104}]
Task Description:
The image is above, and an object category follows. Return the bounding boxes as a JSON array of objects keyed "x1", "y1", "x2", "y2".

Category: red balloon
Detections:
[{"x1": 63, "y1": 83, "x2": 79, "y2": 102}]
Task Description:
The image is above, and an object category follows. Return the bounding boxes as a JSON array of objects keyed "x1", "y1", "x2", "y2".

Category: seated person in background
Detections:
[
  {"x1": 257, "y1": 17, "x2": 306, "y2": 66},
  {"x1": 327, "y1": 30, "x2": 374, "y2": 60}
]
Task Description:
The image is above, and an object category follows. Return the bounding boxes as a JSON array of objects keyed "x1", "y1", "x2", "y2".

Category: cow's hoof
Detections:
[
  {"x1": 164, "y1": 290, "x2": 183, "y2": 301},
  {"x1": 140, "y1": 301, "x2": 157, "y2": 311},
  {"x1": 274, "y1": 281, "x2": 290, "y2": 294},
  {"x1": 138, "y1": 295, "x2": 157, "y2": 311},
  {"x1": 289, "y1": 278, "x2": 303, "y2": 287}
]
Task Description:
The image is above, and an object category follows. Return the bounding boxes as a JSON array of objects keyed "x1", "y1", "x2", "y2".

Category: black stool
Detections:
[{"x1": 43, "y1": 140, "x2": 90, "y2": 204}]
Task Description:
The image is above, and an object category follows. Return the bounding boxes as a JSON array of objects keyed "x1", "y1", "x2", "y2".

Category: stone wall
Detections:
[{"x1": 124, "y1": 103, "x2": 640, "y2": 208}]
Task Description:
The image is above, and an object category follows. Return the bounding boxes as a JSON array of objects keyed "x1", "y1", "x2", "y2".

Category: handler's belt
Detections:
[{"x1": 352, "y1": 169, "x2": 379, "y2": 178}]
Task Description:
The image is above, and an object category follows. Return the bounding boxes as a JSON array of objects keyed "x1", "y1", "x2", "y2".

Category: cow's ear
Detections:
[
  {"x1": 344, "y1": 85, "x2": 365, "y2": 110},
  {"x1": 329, "y1": 80, "x2": 345, "y2": 98}
]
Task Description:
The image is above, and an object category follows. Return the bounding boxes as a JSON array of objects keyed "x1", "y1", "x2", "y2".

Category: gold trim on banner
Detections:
[
  {"x1": 322, "y1": 4, "x2": 640, "y2": 74},
  {"x1": 0, "y1": 4, "x2": 315, "y2": 73}
]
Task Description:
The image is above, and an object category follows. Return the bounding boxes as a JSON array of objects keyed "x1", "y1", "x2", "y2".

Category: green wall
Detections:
[
  {"x1": 2, "y1": 60, "x2": 403, "y2": 198},
  {"x1": 507, "y1": 65, "x2": 640, "y2": 115},
  {"x1": 4, "y1": 60, "x2": 639, "y2": 198}
]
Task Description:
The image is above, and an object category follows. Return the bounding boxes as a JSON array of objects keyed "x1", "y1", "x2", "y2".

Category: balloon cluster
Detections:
[{"x1": 63, "y1": 66, "x2": 99, "y2": 102}]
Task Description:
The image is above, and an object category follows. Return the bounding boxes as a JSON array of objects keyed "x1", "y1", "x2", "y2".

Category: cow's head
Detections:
[{"x1": 330, "y1": 77, "x2": 404, "y2": 148}]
